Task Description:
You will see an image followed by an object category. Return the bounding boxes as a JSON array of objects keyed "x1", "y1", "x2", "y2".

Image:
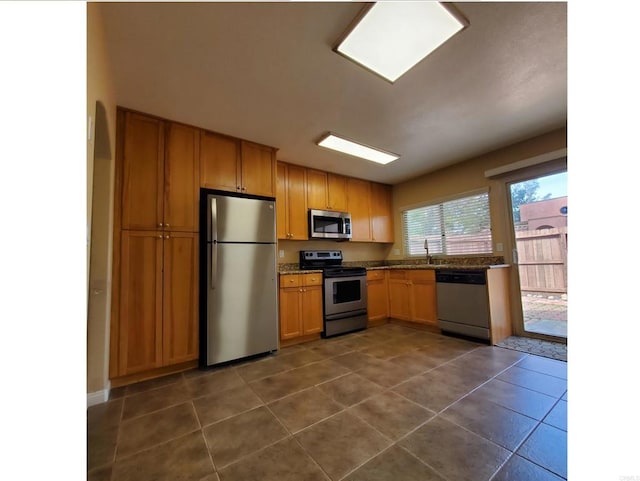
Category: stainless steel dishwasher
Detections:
[{"x1": 436, "y1": 269, "x2": 490, "y2": 340}]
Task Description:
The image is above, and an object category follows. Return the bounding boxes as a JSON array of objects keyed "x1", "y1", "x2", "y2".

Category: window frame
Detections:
[{"x1": 401, "y1": 188, "x2": 493, "y2": 258}]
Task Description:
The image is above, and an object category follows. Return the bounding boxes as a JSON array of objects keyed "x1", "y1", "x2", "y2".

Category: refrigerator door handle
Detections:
[
  {"x1": 210, "y1": 241, "x2": 217, "y2": 290},
  {"x1": 210, "y1": 197, "x2": 218, "y2": 243},
  {"x1": 210, "y1": 197, "x2": 218, "y2": 290}
]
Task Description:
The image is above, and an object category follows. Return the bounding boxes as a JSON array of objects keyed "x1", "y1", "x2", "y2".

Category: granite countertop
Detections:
[
  {"x1": 378, "y1": 264, "x2": 510, "y2": 271},
  {"x1": 279, "y1": 259, "x2": 509, "y2": 274},
  {"x1": 278, "y1": 264, "x2": 322, "y2": 275}
]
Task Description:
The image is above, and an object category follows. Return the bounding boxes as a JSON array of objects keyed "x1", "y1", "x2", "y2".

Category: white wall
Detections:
[{"x1": 87, "y1": 3, "x2": 117, "y2": 402}]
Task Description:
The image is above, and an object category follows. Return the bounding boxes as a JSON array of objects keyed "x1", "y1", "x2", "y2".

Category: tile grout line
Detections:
[
  {"x1": 492, "y1": 367, "x2": 567, "y2": 399},
  {"x1": 107, "y1": 394, "x2": 127, "y2": 471},
  {"x1": 335, "y1": 444, "x2": 398, "y2": 481},
  {"x1": 393, "y1": 443, "x2": 457, "y2": 481},
  {"x1": 188, "y1": 400, "x2": 219, "y2": 477},
  {"x1": 110, "y1": 397, "x2": 205, "y2": 465},
  {"x1": 112, "y1": 397, "x2": 213, "y2": 466},
  {"x1": 503, "y1": 417, "x2": 568, "y2": 479},
  {"x1": 198, "y1": 428, "x2": 219, "y2": 478},
  {"x1": 285, "y1": 400, "x2": 398, "y2": 481},
  {"x1": 289, "y1": 431, "x2": 334, "y2": 481},
  {"x1": 388, "y1": 353, "x2": 536, "y2": 447}
]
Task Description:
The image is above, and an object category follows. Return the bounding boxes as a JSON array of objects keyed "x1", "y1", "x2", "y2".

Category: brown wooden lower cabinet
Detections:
[
  {"x1": 367, "y1": 270, "x2": 389, "y2": 322},
  {"x1": 388, "y1": 271, "x2": 412, "y2": 321},
  {"x1": 383, "y1": 269, "x2": 438, "y2": 327},
  {"x1": 113, "y1": 230, "x2": 198, "y2": 378},
  {"x1": 407, "y1": 270, "x2": 438, "y2": 327},
  {"x1": 162, "y1": 232, "x2": 199, "y2": 365},
  {"x1": 279, "y1": 273, "x2": 323, "y2": 342}
]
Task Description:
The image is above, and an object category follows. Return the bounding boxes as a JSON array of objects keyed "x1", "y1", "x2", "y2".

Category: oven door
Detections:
[{"x1": 324, "y1": 274, "x2": 367, "y2": 318}]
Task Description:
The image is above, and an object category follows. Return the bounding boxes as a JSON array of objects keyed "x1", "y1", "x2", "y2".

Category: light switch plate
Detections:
[
  {"x1": 279, "y1": 250, "x2": 285, "y2": 258},
  {"x1": 496, "y1": 242, "x2": 503, "y2": 252}
]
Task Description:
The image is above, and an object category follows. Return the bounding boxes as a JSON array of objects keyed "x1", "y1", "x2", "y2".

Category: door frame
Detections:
[{"x1": 501, "y1": 157, "x2": 568, "y2": 343}]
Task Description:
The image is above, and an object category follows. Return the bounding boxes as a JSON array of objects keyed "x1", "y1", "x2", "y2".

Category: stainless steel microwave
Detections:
[{"x1": 308, "y1": 209, "x2": 352, "y2": 240}]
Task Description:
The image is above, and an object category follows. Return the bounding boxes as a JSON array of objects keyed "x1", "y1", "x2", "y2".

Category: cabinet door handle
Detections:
[
  {"x1": 165, "y1": 235, "x2": 170, "y2": 239},
  {"x1": 165, "y1": 223, "x2": 170, "y2": 228},
  {"x1": 158, "y1": 223, "x2": 164, "y2": 227}
]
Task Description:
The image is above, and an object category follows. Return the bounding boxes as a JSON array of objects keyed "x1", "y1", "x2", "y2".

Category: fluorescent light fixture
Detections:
[
  {"x1": 336, "y1": 2, "x2": 468, "y2": 83},
  {"x1": 317, "y1": 133, "x2": 399, "y2": 165}
]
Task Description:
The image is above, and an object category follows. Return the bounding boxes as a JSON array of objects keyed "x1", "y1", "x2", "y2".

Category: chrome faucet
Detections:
[{"x1": 424, "y1": 239, "x2": 433, "y2": 264}]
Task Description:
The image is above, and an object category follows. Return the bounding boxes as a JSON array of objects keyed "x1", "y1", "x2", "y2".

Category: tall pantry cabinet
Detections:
[{"x1": 110, "y1": 110, "x2": 199, "y2": 380}]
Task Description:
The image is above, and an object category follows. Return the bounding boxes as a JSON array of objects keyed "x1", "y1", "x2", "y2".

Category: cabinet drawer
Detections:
[
  {"x1": 302, "y1": 273, "x2": 322, "y2": 286},
  {"x1": 388, "y1": 270, "x2": 408, "y2": 281},
  {"x1": 280, "y1": 274, "x2": 300, "y2": 288},
  {"x1": 367, "y1": 270, "x2": 386, "y2": 281},
  {"x1": 408, "y1": 270, "x2": 435, "y2": 281}
]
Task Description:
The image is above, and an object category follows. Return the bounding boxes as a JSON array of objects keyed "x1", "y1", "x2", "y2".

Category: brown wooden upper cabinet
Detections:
[
  {"x1": 276, "y1": 162, "x2": 394, "y2": 243},
  {"x1": 370, "y1": 182, "x2": 394, "y2": 242},
  {"x1": 199, "y1": 131, "x2": 239, "y2": 193},
  {"x1": 277, "y1": 162, "x2": 308, "y2": 240},
  {"x1": 241, "y1": 141, "x2": 277, "y2": 197},
  {"x1": 200, "y1": 132, "x2": 277, "y2": 198},
  {"x1": 346, "y1": 178, "x2": 393, "y2": 242},
  {"x1": 306, "y1": 169, "x2": 348, "y2": 212},
  {"x1": 347, "y1": 177, "x2": 372, "y2": 241},
  {"x1": 119, "y1": 110, "x2": 200, "y2": 232}
]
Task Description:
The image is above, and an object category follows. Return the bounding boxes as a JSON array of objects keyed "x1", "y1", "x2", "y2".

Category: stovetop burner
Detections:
[
  {"x1": 299, "y1": 250, "x2": 366, "y2": 277},
  {"x1": 299, "y1": 250, "x2": 342, "y2": 270}
]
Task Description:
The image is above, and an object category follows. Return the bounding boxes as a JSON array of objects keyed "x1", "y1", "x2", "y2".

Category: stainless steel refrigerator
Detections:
[{"x1": 201, "y1": 192, "x2": 278, "y2": 366}]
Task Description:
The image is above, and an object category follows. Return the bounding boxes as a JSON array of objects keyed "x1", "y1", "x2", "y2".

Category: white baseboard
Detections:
[{"x1": 87, "y1": 384, "x2": 111, "y2": 408}]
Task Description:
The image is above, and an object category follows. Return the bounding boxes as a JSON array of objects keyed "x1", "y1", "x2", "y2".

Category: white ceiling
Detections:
[{"x1": 99, "y1": 1, "x2": 567, "y2": 185}]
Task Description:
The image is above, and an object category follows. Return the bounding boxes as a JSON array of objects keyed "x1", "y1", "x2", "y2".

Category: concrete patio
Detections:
[{"x1": 522, "y1": 293, "x2": 567, "y2": 338}]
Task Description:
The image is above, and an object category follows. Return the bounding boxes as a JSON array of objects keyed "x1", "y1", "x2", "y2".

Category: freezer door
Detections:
[
  {"x1": 206, "y1": 243, "x2": 278, "y2": 365},
  {"x1": 208, "y1": 195, "x2": 275, "y2": 243}
]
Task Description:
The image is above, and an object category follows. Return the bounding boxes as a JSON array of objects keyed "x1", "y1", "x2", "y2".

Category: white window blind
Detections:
[{"x1": 402, "y1": 192, "x2": 493, "y2": 256}]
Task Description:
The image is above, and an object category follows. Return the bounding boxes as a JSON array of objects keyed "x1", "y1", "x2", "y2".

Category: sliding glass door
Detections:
[{"x1": 507, "y1": 167, "x2": 567, "y2": 341}]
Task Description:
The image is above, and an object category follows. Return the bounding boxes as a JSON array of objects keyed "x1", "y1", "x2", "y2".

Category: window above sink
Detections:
[{"x1": 402, "y1": 190, "x2": 493, "y2": 257}]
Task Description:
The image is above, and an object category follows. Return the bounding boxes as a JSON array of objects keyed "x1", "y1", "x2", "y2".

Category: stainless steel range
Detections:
[{"x1": 299, "y1": 250, "x2": 368, "y2": 337}]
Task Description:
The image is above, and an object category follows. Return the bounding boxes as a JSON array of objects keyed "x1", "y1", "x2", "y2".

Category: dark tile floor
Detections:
[{"x1": 88, "y1": 324, "x2": 568, "y2": 481}]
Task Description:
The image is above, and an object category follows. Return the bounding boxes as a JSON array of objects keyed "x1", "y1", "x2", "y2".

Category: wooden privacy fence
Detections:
[{"x1": 515, "y1": 227, "x2": 567, "y2": 294}]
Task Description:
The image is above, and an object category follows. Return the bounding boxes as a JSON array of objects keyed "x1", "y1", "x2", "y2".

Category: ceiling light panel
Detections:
[
  {"x1": 317, "y1": 133, "x2": 399, "y2": 165},
  {"x1": 336, "y1": 2, "x2": 467, "y2": 82}
]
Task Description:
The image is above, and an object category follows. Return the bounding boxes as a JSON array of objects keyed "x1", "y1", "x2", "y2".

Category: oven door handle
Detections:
[{"x1": 323, "y1": 274, "x2": 366, "y2": 281}]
